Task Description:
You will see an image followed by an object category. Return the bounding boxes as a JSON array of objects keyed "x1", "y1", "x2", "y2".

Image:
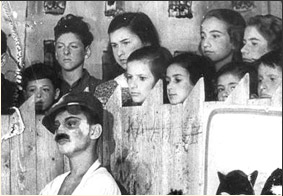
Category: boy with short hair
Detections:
[
  {"x1": 216, "y1": 62, "x2": 258, "y2": 101},
  {"x1": 257, "y1": 50, "x2": 282, "y2": 98},
  {"x1": 22, "y1": 63, "x2": 60, "y2": 114}
]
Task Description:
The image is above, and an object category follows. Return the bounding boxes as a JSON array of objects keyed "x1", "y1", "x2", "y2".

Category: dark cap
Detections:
[{"x1": 42, "y1": 92, "x2": 103, "y2": 134}]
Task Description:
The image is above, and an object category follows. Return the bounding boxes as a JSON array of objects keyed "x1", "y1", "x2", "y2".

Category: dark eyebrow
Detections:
[
  {"x1": 248, "y1": 38, "x2": 261, "y2": 41},
  {"x1": 172, "y1": 74, "x2": 185, "y2": 77},
  {"x1": 120, "y1": 38, "x2": 130, "y2": 42},
  {"x1": 210, "y1": 30, "x2": 224, "y2": 34},
  {"x1": 228, "y1": 82, "x2": 239, "y2": 86},
  {"x1": 65, "y1": 116, "x2": 81, "y2": 121},
  {"x1": 110, "y1": 38, "x2": 130, "y2": 45}
]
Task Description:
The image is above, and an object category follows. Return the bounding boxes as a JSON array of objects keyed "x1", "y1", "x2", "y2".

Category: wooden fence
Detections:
[{"x1": 1, "y1": 74, "x2": 282, "y2": 194}]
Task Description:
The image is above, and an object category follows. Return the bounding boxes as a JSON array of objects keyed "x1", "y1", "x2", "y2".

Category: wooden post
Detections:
[
  {"x1": 10, "y1": 96, "x2": 36, "y2": 194},
  {"x1": 1, "y1": 115, "x2": 11, "y2": 195},
  {"x1": 271, "y1": 83, "x2": 282, "y2": 107},
  {"x1": 182, "y1": 77, "x2": 206, "y2": 194}
]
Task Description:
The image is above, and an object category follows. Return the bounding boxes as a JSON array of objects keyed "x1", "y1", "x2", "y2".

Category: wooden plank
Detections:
[
  {"x1": 225, "y1": 73, "x2": 250, "y2": 105},
  {"x1": 166, "y1": 103, "x2": 186, "y2": 194},
  {"x1": 103, "y1": 84, "x2": 122, "y2": 169},
  {"x1": 271, "y1": 82, "x2": 282, "y2": 107},
  {"x1": 35, "y1": 115, "x2": 65, "y2": 194},
  {"x1": 102, "y1": 73, "x2": 282, "y2": 195},
  {"x1": 182, "y1": 77, "x2": 206, "y2": 195},
  {"x1": 10, "y1": 96, "x2": 36, "y2": 194},
  {"x1": 1, "y1": 115, "x2": 11, "y2": 194},
  {"x1": 142, "y1": 79, "x2": 163, "y2": 106}
]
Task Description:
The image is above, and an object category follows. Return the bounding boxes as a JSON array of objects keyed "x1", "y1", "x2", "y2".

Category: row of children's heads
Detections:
[
  {"x1": 53, "y1": 12, "x2": 160, "y2": 71},
  {"x1": 20, "y1": 47, "x2": 282, "y2": 113},
  {"x1": 120, "y1": 45, "x2": 282, "y2": 105},
  {"x1": 125, "y1": 46, "x2": 215, "y2": 105},
  {"x1": 200, "y1": 9, "x2": 282, "y2": 70},
  {"x1": 216, "y1": 49, "x2": 282, "y2": 101},
  {"x1": 52, "y1": 10, "x2": 282, "y2": 73}
]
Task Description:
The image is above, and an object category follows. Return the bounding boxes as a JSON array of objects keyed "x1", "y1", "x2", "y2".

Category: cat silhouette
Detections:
[
  {"x1": 216, "y1": 170, "x2": 258, "y2": 195},
  {"x1": 261, "y1": 168, "x2": 282, "y2": 195}
]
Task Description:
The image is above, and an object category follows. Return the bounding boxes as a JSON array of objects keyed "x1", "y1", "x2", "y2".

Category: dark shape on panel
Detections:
[
  {"x1": 168, "y1": 189, "x2": 183, "y2": 195},
  {"x1": 216, "y1": 170, "x2": 258, "y2": 195},
  {"x1": 44, "y1": 1, "x2": 66, "y2": 15},
  {"x1": 261, "y1": 168, "x2": 282, "y2": 195},
  {"x1": 232, "y1": 1, "x2": 255, "y2": 12},
  {"x1": 105, "y1": 1, "x2": 124, "y2": 17},
  {"x1": 168, "y1": 1, "x2": 193, "y2": 19},
  {"x1": 44, "y1": 40, "x2": 61, "y2": 74}
]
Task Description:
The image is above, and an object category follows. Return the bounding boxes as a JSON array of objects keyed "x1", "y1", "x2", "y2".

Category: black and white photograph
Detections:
[{"x1": 1, "y1": 1, "x2": 282, "y2": 195}]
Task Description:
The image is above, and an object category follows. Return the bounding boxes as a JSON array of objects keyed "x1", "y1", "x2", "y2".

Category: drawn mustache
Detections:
[{"x1": 55, "y1": 133, "x2": 70, "y2": 142}]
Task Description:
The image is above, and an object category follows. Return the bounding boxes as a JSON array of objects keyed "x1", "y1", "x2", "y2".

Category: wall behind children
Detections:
[{"x1": 1, "y1": 1, "x2": 282, "y2": 80}]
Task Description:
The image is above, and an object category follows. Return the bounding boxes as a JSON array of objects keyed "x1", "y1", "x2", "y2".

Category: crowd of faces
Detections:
[{"x1": 8, "y1": 9, "x2": 281, "y2": 114}]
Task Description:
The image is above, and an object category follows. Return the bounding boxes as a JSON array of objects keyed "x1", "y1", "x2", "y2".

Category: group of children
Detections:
[{"x1": 1, "y1": 8, "x2": 282, "y2": 114}]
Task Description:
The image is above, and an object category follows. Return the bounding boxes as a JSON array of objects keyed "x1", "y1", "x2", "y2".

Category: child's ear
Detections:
[
  {"x1": 89, "y1": 124, "x2": 102, "y2": 140},
  {"x1": 84, "y1": 46, "x2": 91, "y2": 59},
  {"x1": 54, "y1": 88, "x2": 60, "y2": 100}
]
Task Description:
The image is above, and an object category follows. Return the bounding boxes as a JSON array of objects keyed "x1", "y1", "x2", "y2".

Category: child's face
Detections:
[
  {"x1": 258, "y1": 63, "x2": 282, "y2": 98},
  {"x1": 166, "y1": 63, "x2": 194, "y2": 104},
  {"x1": 126, "y1": 60, "x2": 155, "y2": 104},
  {"x1": 241, "y1": 26, "x2": 270, "y2": 63},
  {"x1": 110, "y1": 27, "x2": 146, "y2": 70},
  {"x1": 25, "y1": 79, "x2": 59, "y2": 113},
  {"x1": 55, "y1": 32, "x2": 89, "y2": 72},
  {"x1": 217, "y1": 73, "x2": 240, "y2": 101},
  {"x1": 200, "y1": 17, "x2": 234, "y2": 64}
]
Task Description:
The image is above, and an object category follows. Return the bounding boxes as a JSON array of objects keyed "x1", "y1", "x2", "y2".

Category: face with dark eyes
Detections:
[
  {"x1": 200, "y1": 17, "x2": 234, "y2": 70},
  {"x1": 25, "y1": 79, "x2": 60, "y2": 112},
  {"x1": 217, "y1": 73, "x2": 240, "y2": 101},
  {"x1": 55, "y1": 32, "x2": 90, "y2": 72},
  {"x1": 241, "y1": 26, "x2": 270, "y2": 63},
  {"x1": 53, "y1": 110, "x2": 95, "y2": 156},
  {"x1": 166, "y1": 63, "x2": 194, "y2": 104},
  {"x1": 126, "y1": 60, "x2": 156, "y2": 104},
  {"x1": 110, "y1": 27, "x2": 147, "y2": 70},
  {"x1": 258, "y1": 63, "x2": 282, "y2": 98}
]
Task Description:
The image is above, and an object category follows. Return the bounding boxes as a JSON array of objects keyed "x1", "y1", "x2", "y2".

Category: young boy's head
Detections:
[
  {"x1": 216, "y1": 62, "x2": 258, "y2": 101},
  {"x1": 258, "y1": 50, "x2": 282, "y2": 98},
  {"x1": 22, "y1": 63, "x2": 60, "y2": 113},
  {"x1": 126, "y1": 46, "x2": 172, "y2": 104}
]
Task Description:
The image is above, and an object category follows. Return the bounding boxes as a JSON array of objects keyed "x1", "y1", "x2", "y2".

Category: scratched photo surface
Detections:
[{"x1": 1, "y1": 1, "x2": 282, "y2": 195}]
